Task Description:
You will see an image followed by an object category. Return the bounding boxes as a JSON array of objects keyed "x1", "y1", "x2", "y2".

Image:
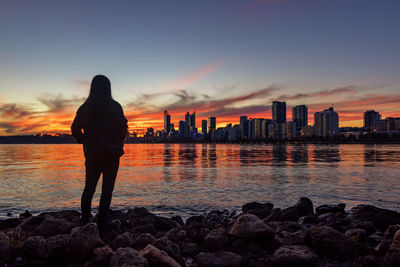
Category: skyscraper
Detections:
[
  {"x1": 292, "y1": 105, "x2": 308, "y2": 130},
  {"x1": 164, "y1": 110, "x2": 171, "y2": 133},
  {"x1": 201, "y1": 120, "x2": 207, "y2": 134},
  {"x1": 185, "y1": 112, "x2": 190, "y2": 124},
  {"x1": 208, "y1": 117, "x2": 216, "y2": 132},
  {"x1": 240, "y1": 116, "x2": 248, "y2": 139},
  {"x1": 364, "y1": 110, "x2": 381, "y2": 129},
  {"x1": 314, "y1": 107, "x2": 339, "y2": 137},
  {"x1": 272, "y1": 101, "x2": 286, "y2": 124},
  {"x1": 189, "y1": 111, "x2": 196, "y2": 131}
]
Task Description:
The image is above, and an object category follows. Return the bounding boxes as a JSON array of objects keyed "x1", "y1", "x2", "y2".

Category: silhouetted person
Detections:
[{"x1": 71, "y1": 75, "x2": 127, "y2": 226}]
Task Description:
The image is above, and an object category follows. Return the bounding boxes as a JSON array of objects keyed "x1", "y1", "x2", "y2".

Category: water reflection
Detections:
[{"x1": 1, "y1": 144, "x2": 400, "y2": 218}]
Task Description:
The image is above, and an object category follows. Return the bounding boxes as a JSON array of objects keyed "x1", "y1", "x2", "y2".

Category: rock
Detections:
[
  {"x1": 345, "y1": 228, "x2": 367, "y2": 243},
  {"x1": 383, "y1": 229, "x2": 400, "y2": 266},
  {"x1": 180, "y1": 242, "x2": 199, "y2": 257},
  {"x1": 277, "y1": 230, "x2": 305, "y2": 246},
  {"x1": 275, "y1": 221, "x2": 302, "y2": 233},
  {"x1": 131, "y1": 223, "x2": 158, "y2": 235},
  {"x1": 20, "y1": 210, "x2": 32, "y2": 218},
  {"x1": 93, "y1": 245, "x2": 114, "y2": 266},
  {"x1": 367, "y1": 232, "x2": 384, "y2": 246},
  {"x1": 294, "y1": 197, "x2": 314, "y2": 216},
  {"x1": 153, "y1": 216, "x2": 178, "y2": 231},
  {"x1": 350, "y1": 205, "x2": 400, "y2": 231},
  {"x1": 66, "y1": 223, "x2": 105, "y2": 261},
  {"x1": 19, "y1": 215, "x2": 46, "y2": 233},
  {"x1": 0, "y1": 218, "x2": 21, "y2": 230},
  {"x1": 316, "y1": 204, "x2": 345, "y2": 214},
  {"x1": 242, "y1": 202, "x2": 274, "y2": 219},
  {"x1": 376, "y1": 240, "x2": 392, "y2": 256},
  {"x1": 110, "y1": 247, "x2": 148, "y2": 267},
  {"x1": 228, "y1": 214, "x2": 275, "y2": 240},
  {"x1": 165, "y1": 228, "x2": 187, "y2": 244},
  {"x1": 43, "y1": 210, "x2": 81, "y2": 226},
  {"x1": 171, "y1": 216, "x2": 184, "y2": 226},
  {"x1": 385, "y1": 225, "x2": 400, "y2": 240},
  {"x1": 111, "y1": 232, "x2": 135, "y2": 249},
  {"x1": 204, "y1": 228, "x2": 229, "y2": 251},
  {"x1": 298, "y1": 215, "x2": 321, "y2": 225},
  {"x1": 271, "y1": 245, "x2": 318, "y2": 267},
  {"x1": 349, "y1": 220, "x2": 377, "y2": 234},
  {"x1": 186, "y1": 215, "x2": 204, "y2": 225},
  {"x1": 133, "y1": 233, "x2": 157, "y2": 250},
  {"x1": 42, "y1": 234, "x2": 70, "y2": 259},
  {"x1": 195, "y1": 251, "x2": 243, "y2": 267},
  {"x1": 152, "y1": 237, "x2": 184, "y2": 265},
  {"x1": 306, "y1": 225, "x2": 360, "y2": 260},
  {"x1": 0, "y1": 231, "x2": 10, "y2": 259},
  {"x1": 34, "y1": 216, "x2": 74, "y2": 238},
  {"x1": 281, "y1": 207, "x2": 301, "y2": 222},
  {"x1": 140, "y1": 244, "x2": 181, "y2": 267},
  {"x1": 19, "y1": 235, "x2": 46, "y2": 259},
  {"x1": 264, "y1": 208, "x2": 283, "y2": 222}
]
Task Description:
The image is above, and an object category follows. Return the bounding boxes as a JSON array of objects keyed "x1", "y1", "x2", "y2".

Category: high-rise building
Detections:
[
  {"x1": 164, "y1": 110, "x2": 171, "y2": 133},
  {"x1": 179, "y1": 120, "x2": 190, "y2": 137},
  {"x1": 208, "y1": 117, "x2": 216, "y2": 132},
  {"x1": 283, "y1": 121, "x2": 297, "y2": 139},
  {"x1": 201, "y1": 120, "x2": 207, "y2": 134},
  {"x1": 185, "y1": 112, "x2": 190, "y2": 124},
  {"x1": 261, "y1": 119, "x2": 272, "y2": 139},
  {"x1": 364, "y1": 110, "x2": 381, "y2": 129},
  {"x1": 254, "y1": 118, "x2": 264, "y2": 140},
  {"x1": 272, "y1": 101, "x2": 286, "y2": 124},
  {"x1": 314, "y1": 107, "x2": 339, "y2": 137},
  {"x1": 240, "y1": 116, "x2": 248, "y2": 139},
  {"x1": 189, "y1": 111, "x2": 196, "y2": 131},
  {"x1": 292, "y1": 105, "x2": 308, "y2": 130}
]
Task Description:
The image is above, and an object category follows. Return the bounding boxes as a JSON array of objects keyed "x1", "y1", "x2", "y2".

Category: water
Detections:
[{"x1": 0, "y1": 144, "x2": 399, "y2": 219}]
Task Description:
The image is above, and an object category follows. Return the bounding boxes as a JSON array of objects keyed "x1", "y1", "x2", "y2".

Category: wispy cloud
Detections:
[{"x1": 276, "y1": 86, "x2": 358, "y2": 101}]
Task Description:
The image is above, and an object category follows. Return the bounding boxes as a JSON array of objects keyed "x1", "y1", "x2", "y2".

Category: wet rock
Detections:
[
  {"x1": 271, "y1": 245, "x2": 318, "y2": 267},
  {"x1": 131, "y1": 223, "x2": 158, "y2": 236},
  {"x1": 111, "y1": 232, "x2": 135, "y2": 249},
  {"x1": 349, "y1": 220, "x2": 377, "y2": 234},
  {"x1": 153, "y1": 216, "x2": 178, "y2": 232},
  {"x1": 242, "y1": 202, "x2": 274, "y2": 219},
  {"x1": 180, "y1": 242, "x2": 199, "y2": 257},
  {"x1": 0, "y1": 231, "x2": 10, "y2": 259},
  {"x1": 42, "y1": 234, "x2": 69, "y2": 259},
  {"x1": 228, "y1": 214, "x2": 275, "y2": 240},
  {"x1": 204, "y1": 228, "x2": 229, "y2": 251},
  {"x1": 264, "y1": 208, "x2": 283, "y2": 222},
  {"x1": 383, "y1": 229, "x2": 400, "y2": 266},
  {"x1": 298, "y1": 215, "x2": 321, "y2": 225},
  {"x1": 281, "y1": 207, "x2": 301, "y2": 222},
  {"x1": 195, "y1": 251, "x2": 243, "y2": 267},
  {"x1": 294, "y1": 197, "x2": 314, "y2": 216},
  {"x1": 385, "y1": 225, "x2": 400, "y2": 240},
  {"x1": 66, "y1": 223, "x2": 105, "y2": 261},
  {"x1": 367, "y1": 232, "x2": 384, "y2": 246},
  {"x1": 93, "y1": 245, "x2": 114, "y2": 266},
  {"x1": 171, "y1": 216, "x2": 184, "y2": 226},
  {"x1": 376, "y1": 240, "x2": 392, "y2": 256},
  {"x1": 19, "y1": 215, "x2": 46, "y2": 233},
  {"x1": 140, "y1": 244, "x2": 181, "y2": 267},
  {"x1": 351, "y1": 205, "x2": 400, "y2": 231},
  {"x1": 19, "y1": 236, "x2": 46, "y2": 259},
  {"x1": 306, "y1": 224, "x2": 360, "y2": 260},
  {"x1": 133, "y1": 233, "x2": 157, "y2": 250},
  {"x1": 40, "y1": 210, "x2": 81, "y2": 226},
  {"x1": 324, "y1": 212, "x2": 351, "y2": 232},
  {"x1": 316, "y1": 204, "x2": 345, "y2": 215},
  {"x1": 110, "y1": 247, "x2": 148, "y2": 267},
  {"x1": 345, "y1": 228, "x2": 367, "y2": 243},
  {"x1": 186, "y1": 215, "x2": 204, "y2": 226},
  {"x1": 34, "y1": 216, "x2": 74, "y2": 238},
  {"x1": 20, "y1": 210, "x2": 32, "y2": 218},
  {"x1": 0, "y1": 218, "x2": 21, "y2": 230},
  {"x1": 153, "y1": 237, "x2": 183, "y2": 266}
]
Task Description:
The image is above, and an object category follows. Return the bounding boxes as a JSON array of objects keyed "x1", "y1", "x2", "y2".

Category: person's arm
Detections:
[
  {"x1": 120, "y1": 107, "x2": 128, "y2": 143},
  {"x1": 71, "y1": 109, "x2": 85, "y2": 143}
]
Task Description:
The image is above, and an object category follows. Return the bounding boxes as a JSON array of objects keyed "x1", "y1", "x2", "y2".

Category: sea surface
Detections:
[{"x1": 0, "y1": 144, "x2": 399, "y2": 219}]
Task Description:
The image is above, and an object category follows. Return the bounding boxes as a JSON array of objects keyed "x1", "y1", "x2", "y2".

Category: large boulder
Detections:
[
  {"x1": 93, "y1": 245, "x2": 114, "y2": 266},
  {"x1": 264, "y1": 208, "x2": 283, "y2": 222},
  {"x1": 281, "y1": 207, "x2": 301, "y2": 222},
  {"x1": 383, "y1": 229, "x2": 400, "y2": 267},
  {"x1": 19, "y1": 236, "x2": 46, "y2": 259},
  {"x1": 110, "y1": 247, "x2": 148, "y2": 267},
  {"x1": 306, "y1": 225, "x2": 361, "y2": 261},
  {"x1": 0, "y1": 231, "x2": 10, "y2": 259},
  {"x1": 195, "y1": 251, "x2": 243, "y2": 267},
  {"x1": 140, "y1": 244, "x2": 181, "y2": 267},
  {"x1": 228, "y1": 214, "x2": 275, "y2": 240},
  {"x1": 34, "y1": 216, "x2": 74, "y2": 238},
  {"x1": 316, "y1": 204, "x2": 345, "y2": 214},
  {"x1": 204, "y1": 228, "x2": 229, "y2": 251},
  {"x1": 350, "y1": 205, "x2": 400, "y2": 231},
  {"x1": 271, "y1": 245, "x2": 318, "y2": 267},
  {"x1": 242, "y1": 202, "x2": 274, "y2": 219},
  {"x1": 66, "y1": 223, "x2": 105, "y2": 261},
  {"x1": 133, "y1": 233, "x2": 157, "y2": 250},
  {"x1": 294, "y1": 197, "x2": 314, "y2": 216},
  {"x1": 152, "y1": 237, "x2": 183, "y2": 266}
]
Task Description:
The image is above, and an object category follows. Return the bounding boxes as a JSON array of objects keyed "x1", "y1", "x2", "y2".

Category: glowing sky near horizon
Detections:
[{"x1": 1, "y1": 0, "x2": 400, "y2": 135}]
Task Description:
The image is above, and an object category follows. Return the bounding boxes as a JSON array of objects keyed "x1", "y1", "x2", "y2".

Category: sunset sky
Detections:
[{"x1": 1, "y1": 0, "x2": 400, "y2": 135}]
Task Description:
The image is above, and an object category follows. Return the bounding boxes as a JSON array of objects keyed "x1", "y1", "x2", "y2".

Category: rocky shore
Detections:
[{"x1": 1, "y1": 198, "x2": 400, "y2": 266}]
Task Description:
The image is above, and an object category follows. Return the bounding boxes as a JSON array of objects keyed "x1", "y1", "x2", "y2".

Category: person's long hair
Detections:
[{"x1": 85, "y1": 75, "x2": 113, "y2": 116}]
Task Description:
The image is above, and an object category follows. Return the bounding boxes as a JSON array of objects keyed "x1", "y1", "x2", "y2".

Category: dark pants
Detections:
[{"x1": 81, "y1": 154, "x2": 120, "y2": 223}]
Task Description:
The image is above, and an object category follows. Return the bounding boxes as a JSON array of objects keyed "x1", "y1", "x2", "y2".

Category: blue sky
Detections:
[{"x1": 1, "y1": 0, "x2": 399, "y2": 134}]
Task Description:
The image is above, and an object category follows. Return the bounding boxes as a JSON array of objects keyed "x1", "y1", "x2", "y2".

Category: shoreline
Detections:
[{"x1": 1, "y1": 198, "x2": 400, "y2": 266}]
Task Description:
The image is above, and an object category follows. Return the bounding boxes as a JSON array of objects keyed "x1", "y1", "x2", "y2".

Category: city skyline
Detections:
[{"x1": 1, "y1": 0, "x2": 400, "y2": 135}]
